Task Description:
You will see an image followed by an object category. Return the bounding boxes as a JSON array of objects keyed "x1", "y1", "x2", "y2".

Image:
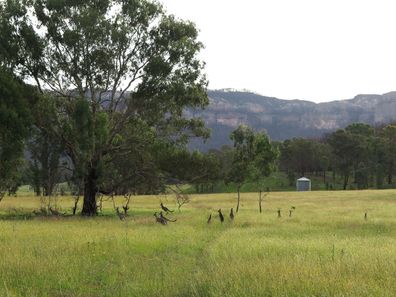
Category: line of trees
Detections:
[
  {"x1": 279, "y1": 123, "x2": 396, "y2": 190},
  {"x1": 175, "y1": 122, "x2": 396, "y2": 193}
]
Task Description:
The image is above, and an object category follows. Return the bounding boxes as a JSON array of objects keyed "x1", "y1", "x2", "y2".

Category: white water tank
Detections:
[{"x1": 296, "y1": 177, "x2": 311, "y2": 191}]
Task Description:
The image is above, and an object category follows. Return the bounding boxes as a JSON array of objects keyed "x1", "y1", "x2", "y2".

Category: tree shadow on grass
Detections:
[{"x1": 0, "y1": 207, "x2": 156, "y2": 221}]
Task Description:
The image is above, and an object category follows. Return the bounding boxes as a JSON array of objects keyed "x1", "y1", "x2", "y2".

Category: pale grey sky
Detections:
[{"x1": 162, "y1": 0, "x2": 396, "y2": 102}]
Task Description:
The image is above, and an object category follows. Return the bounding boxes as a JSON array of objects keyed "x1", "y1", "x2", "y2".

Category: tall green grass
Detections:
[{"x1": 0, "y1": 190, "x2": 395, "y2": 296}]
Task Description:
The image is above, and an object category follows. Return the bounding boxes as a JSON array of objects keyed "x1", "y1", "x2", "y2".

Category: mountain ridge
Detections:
[{"x1": 188, "y1": 89, "x2": 396, "y2": 150}]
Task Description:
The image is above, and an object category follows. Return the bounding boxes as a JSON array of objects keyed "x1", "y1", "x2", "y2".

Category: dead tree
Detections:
[
  {"x1": 175, "y1": 192, "x2": 190, "y2": 212},
  {"x1": 167, "y1": 184, "x2": 190, "y2": 212}
]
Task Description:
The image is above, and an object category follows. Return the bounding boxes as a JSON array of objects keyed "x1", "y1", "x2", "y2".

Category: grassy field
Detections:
[{"x1": 0, "y1": 190, "x2": 395, "y2": 297}]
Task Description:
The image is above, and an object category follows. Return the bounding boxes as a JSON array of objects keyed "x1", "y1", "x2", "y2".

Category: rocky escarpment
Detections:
[{"x1": 188, "y1": 89, "x2": 396, "y2": 150}]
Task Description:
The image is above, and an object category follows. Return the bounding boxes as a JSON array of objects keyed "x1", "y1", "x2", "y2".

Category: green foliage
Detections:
[
  {"x1": 376, "y1": 125, "x2": 396, "y2": 184},
  {"x1": 1, "y1": 0, "x2": 209, "y2": 214},
  {"x1": 155, "y1": 147, "x2": 221, "y2": 194},
  {"x1": 227, "y1": 125, "x2": 256, "y2": 187},
  {"x1": 275, "y1": 122, "x2": 396, "y2": 191},
  {"x1": 187, "y1": 151, "x2": 221, "y2": 192},
  {"x1": 327, "y1": 123, "x2": 374, "y2": 189},
  {"x1": 27, "y1": 128, "x2": 64, "y2": 196},
  {"x1": 208, "y1": 145, "x2": 234, "y2": 183},
  {"x1": 0, "y1": 68, "x2": 35, "y2": 198},
  {"x1": 100, "y1": 119, "x2": 165, "y2": 195},
  {"x1": 226, "y1": 125, "x2": 278, "y2": 212},
  {"x1": 273, "y1": 122, "x2": 396, "y2": 191},
  {"x1": 279, "y1": 138, "x2": 330, "y2": 178},
  {"x1": 227, "y1": 125, "x2": 278, "y2": 188},
  {"x1": 248, "y1": 132, "x2": 279, "y2": 187},
  {"x1": 27, "y1": 95, "x2": 66, "y2": 196}
]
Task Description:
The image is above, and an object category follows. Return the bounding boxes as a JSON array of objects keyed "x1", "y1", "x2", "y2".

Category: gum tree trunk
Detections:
[
  {"x1": 81, "y1": 167, "x2": 98, "y2": 216},
  {"x1": 343, "y1": 174, "x2": 349, "y2": 190},
  {"x1": 236, "y1": 185, "x2": 241, "y2": 213},
  {"x1": 259, "y1": 190, "x2": 262, "y2": 213}
]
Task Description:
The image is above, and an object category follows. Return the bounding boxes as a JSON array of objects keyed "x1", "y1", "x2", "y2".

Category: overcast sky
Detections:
[{"x1": 161, "y1": 0, "x2": 396, "y2": 102}]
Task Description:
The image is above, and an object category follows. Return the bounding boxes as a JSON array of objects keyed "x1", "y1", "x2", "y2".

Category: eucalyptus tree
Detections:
[
  {"x1": 0, "y1": 0, "x2": 209, "y2": 215},
  {"x1": 227, "y1": 125, "x2": 278, "y2": 213},
  {"x1": 227, "y1": 125, "x2": 255, "y2": 212},
  {"x1": 248, "y1": 132, "x2": 278, "y2": 213}
]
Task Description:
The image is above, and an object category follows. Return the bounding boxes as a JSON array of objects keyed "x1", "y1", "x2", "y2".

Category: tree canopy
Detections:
[
  {"x1": 0, "y1": 0, "x2": 209, "y2": 214},
  {"x1": 227, "y1": 125, "x2": 278, "y2": 212}
]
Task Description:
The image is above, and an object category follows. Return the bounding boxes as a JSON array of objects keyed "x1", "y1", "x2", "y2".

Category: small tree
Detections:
[
  {"x1": 172, "y1": 185, "x2": 190, "y2": 212},
  {"x1": 227, "y1": 126, "x2": 278, "y2": 213},
  {"x1": 226, "y1": 126, "x2": 253, "y2": 212},
  {"x1": 248, "y1": 132, "x2": 279, "y2": 213}
]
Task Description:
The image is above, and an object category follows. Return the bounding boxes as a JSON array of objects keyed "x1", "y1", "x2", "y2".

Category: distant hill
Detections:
[{"x1": 188, "y1": 89, "x2": 396, "y2": 150}]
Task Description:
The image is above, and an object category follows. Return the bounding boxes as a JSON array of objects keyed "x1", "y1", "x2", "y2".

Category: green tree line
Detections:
[{"x1": 278, "y1": 123, "x2": 396, "y2": 190}]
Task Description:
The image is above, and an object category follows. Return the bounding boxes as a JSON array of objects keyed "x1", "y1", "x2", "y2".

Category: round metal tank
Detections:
[{"x1": 296, "y1": 177, "x2": 311, "y2": 191}]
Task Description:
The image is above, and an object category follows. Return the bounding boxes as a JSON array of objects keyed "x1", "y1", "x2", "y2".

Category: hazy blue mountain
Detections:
[{"x1": 188, "y1": 89, "x2": 396, "y2": 150}]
